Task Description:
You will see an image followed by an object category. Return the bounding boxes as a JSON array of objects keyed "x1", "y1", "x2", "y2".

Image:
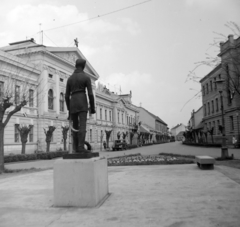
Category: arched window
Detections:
[
  {"x1": 60, "y1": 92, "x2": 64, "y2": 112},
  {"x1": 48, "y1": 89, "x2": 54, "y2": 110}
]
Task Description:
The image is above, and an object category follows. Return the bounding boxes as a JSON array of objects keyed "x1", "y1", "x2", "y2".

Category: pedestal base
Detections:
[
  {"x1": 63, "y1": 152, "x2": 99, "y2": 159},
  {"x1": 54, "y1": 157, "x2": 108, "y2": 207}
]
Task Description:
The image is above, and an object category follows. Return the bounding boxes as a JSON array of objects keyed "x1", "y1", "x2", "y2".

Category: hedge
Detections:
[
  {"x1": 4, "y1": 151, "x2": 68, "y2": 163},
  {"x1": 182, "y1": 142, "x2": 221, "y2": 147}
]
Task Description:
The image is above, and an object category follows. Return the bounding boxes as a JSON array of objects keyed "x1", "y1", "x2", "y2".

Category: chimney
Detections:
[{"x1": 228, "y1": 34, "x2": 234, "y2": 47}]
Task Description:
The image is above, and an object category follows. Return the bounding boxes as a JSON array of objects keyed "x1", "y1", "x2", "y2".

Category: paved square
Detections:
[{"x1": 0, "y1": 164, "x2": 240, "y2": 227}]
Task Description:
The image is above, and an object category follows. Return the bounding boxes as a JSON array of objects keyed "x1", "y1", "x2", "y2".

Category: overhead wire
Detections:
[{"x1": 43, "y1": 0, "x2": 152, "y2": 32}]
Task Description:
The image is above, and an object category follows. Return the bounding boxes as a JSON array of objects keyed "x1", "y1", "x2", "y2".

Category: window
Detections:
[
  {"x1": 60, "y1": 78, "x2": 64, "y2": 82},
  {"x1": 99, "y1": 108, "x2": 102, "y2": 120},
  {"x1": 15, "y1": 85, "x2": 20, "y2": 105},
  {"x1": 214, "y1": 77, "x2": 217, "y2": 90},
  {"x1": 48, "y1": 89, "x2": 54, "y2": 110},
  {"x1": 218, "y1": 74, "x2": 221, "y2": 79},
  {"x1": 105, "y1": 110, "x2": 107, "y2": 121},
  {"x1": 209, "y1": 122, "x2": 211, "y2": 130},
  {"x1": 60, "y1": 92, "x2": 64, "y2": 112},
  {"x1": 89, "y1": 129, "x2": 92, "y2": 142},
  {"x1": 228, "y1": 89, "x2": 232, "y2": 105},
  {"x1": 211, "y1": 100, "x2": 214, "y2": 113},
  {"x1": 216, "y1": 98, "x2": 219, "y2": 112},
  {"x1": 210, "y1": 81, "x2": 213, "y2": 92},
  {"x1": 217, "y1": 120, "x2": 221, "y2": 135},
  {"x1": 109, "y1": 111, "x2": 112, "y2": 122},
  {"x1": 204, "y1": 104, "x2": 207, "y2": 116},
  {"x1": 118, "y1": 112, "x2": 120, "y2": 123},
  {"x1": 29, "y1": 89, "x2": 34, "y2": 107},
  {"x1": 14, "y1": 124, "x2": 20, "y2": 142},
  {"x1": 208, "y1": 102, "x2": 210, "y2": 115},
  {"x1": 202, "y1": 85, "x2": 205, "y2": 96},
  {"x1": 206, "y1": 83, "x2": 209, "y2": 94},
  {"x1": 122, "y1": 113, "x2": 124, "y2": 124},
  {"x1": 0, "y1": 81, "x2": 4, "y2": 100},
  {"x1": 29, "y1": 126, "x2": 33, "y2": 142},
  {"x1": 48, "y1": 74, "x2": 53, "y2": 79},
  {"x1": 213, "y1": 121, "x2": 216, "y2": 135},
  {"x1": 230, "y1": 116, "x2": 234, "y2": 131}
]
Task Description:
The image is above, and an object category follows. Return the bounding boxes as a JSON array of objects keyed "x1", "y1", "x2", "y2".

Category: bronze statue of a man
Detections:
[{"x1": 65, "y1": 58, "x2": 95, "y2": 153}]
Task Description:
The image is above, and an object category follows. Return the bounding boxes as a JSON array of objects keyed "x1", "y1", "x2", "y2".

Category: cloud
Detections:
[
  {"x1": 79, "y1": 43, "x2": 112, "y2": 59},
  {"x1": 99, "y1": 71, "x2": 177, "y2": 112},
  {"x1": 185, "y1": 0, "x2": 226, "y2": 9},
  {"x1": 0, "y1": 4, "x2": 122, "y2": 47},
  {"x1": 82, "y1": 19, "x2": 121, "y2": 33},
  {"x1": 121, "y1": 18, "x2": 141, "y2": 35}
]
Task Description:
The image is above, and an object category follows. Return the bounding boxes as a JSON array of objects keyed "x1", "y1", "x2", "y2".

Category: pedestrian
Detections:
[
  {"x1": 232, "y1": 135, "x2": 237, "y2": 148},
  {"x1": 103, "y1": 141, "x2": 107, "y2": 149}
]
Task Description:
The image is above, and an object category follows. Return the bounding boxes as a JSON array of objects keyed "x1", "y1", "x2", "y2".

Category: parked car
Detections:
[{"x1": 112, "y1": 140, "x2": 128, "y2": 151}]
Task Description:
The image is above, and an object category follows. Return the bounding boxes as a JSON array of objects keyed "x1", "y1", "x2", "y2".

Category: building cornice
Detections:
[{"x1": 199, "y1": 64, "x2": 222, "y2": 83}]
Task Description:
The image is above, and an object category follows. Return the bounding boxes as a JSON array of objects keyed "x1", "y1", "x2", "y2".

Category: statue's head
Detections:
[{"x1": 75, "y1": 58, "x2": 86, "y2": 69}]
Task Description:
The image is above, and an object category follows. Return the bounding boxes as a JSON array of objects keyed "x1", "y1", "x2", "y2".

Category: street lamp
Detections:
[
  {"x1": 214, "y1": 79, "x2": 229, "y2": 158},
  {"x1": 236, "y1": 112, "x2": 240, "y2": 147}
]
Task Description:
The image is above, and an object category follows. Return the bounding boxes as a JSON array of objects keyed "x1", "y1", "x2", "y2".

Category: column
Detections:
[{"x1": 56, "y1": 72, "x2": 60, "y2": 114}]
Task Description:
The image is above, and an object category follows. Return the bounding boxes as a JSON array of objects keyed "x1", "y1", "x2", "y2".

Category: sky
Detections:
[{"x1": 0, "y1": 0, "x2": 239, "y2": 129}]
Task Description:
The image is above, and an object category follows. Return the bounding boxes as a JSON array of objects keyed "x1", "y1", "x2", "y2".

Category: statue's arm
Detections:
[
  {"x1": 65, "y1": 79, "x2": 71, "y2": 111},
  {"x1": 86, "y1": 77, "x2": 95, "y2": 114}
]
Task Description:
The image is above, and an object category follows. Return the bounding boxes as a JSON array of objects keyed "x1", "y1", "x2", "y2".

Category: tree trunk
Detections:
[
  {"x1": 22, "y1": 142, "x2": 26, "y2": 154},
  {"x1": 63, "y1": 139, "x2": 67, "y2": 151},
  {"x1": 46, "y1": 142, "x2": 50, "y2": 152},
  {"x1": 0, "y1": 127, "x2": 4, "y2": 173}
]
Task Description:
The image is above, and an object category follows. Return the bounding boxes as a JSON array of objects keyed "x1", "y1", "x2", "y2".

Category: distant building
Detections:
[
  {"x1": 137, "y1": 107, "x2": 168, "y2": 142},
  {"x1": 176, "y1": 131, "x2": 185, "y2": 141},
  {"x1": 171, "y1": 123, "x2": 186, "y2": 140},
  {"x1": 95, "y1": 84, "x2": 139, "y2": 149}
]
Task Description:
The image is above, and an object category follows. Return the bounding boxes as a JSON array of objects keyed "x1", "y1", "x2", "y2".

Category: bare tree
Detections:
[
  {"x1": 186, "y1": 22, "x2": 240, "y2": 95},
  {"x1": 62, "y1": 126, "x2": 69, "y2": 151},
  {"x1": 105, "y1": 130, "x2": 112, "y2": 150},
  {"x1": 16, "y1": 124, "x2": 33, "y2": 154},
  {"x1": 0, "y1": 73, "x2": 38, "y2": 172},
  {"x1": 44, "y1": 126, "x2": 56, "y2": 152}
]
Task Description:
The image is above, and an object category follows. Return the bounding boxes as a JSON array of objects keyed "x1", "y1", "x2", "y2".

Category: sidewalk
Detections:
[{"x1": 0, "y1": 163, "x2": 240, "y2": 227}]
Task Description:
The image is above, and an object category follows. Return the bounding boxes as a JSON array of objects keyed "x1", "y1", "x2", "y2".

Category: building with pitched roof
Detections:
[{"x1": 0, "y1": 38, "x2": 141, "y2": 153}]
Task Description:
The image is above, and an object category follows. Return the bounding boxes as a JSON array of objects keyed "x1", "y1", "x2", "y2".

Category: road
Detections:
[{"x1": 5, "y1": 141, "x2": 240, "y2": 170}]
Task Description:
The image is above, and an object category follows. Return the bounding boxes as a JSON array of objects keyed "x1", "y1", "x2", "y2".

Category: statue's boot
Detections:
[
  {"x1": 72, "y1": 131, "x2": 78, "y2": 153},
  {"x1": 77, "y1": 130, "x2": 91, "y2": 153}
]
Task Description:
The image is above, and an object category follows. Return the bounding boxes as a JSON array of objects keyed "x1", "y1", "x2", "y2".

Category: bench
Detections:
[{"x1": 195, "y1": 156, "x2": 215, "y2": 170}]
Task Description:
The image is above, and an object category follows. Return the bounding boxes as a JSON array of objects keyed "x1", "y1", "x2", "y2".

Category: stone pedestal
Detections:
[{"x1": 53, "y1": 157, "x2": 109, "y2": 207}]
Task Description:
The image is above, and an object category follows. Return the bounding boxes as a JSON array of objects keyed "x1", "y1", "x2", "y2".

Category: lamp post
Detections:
[
  {"x1": 236, "y1": 112, "x2": 240, "y2": 147},
  {"x1": 215, "y1": 79, "x2": 229, "y2": 158}
]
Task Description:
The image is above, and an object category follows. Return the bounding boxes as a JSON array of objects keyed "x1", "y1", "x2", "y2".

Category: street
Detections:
[{"x1": 5, "y1": 141, "x2": 240, "y2": 170}]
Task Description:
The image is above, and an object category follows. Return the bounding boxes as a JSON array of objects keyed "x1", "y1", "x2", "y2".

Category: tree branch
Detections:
[{"x1": 3, "y1": 100, "x2": 27, "y2": 127}]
